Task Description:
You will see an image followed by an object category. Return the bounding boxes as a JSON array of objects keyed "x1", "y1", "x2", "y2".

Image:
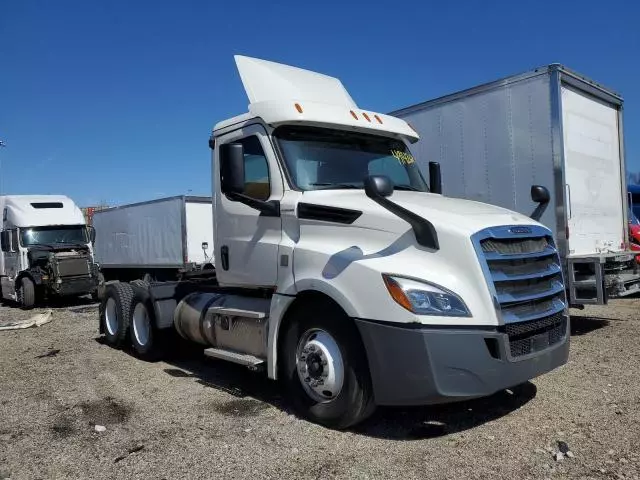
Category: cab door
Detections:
[
  {"x1": 213, "y1": 124, "x2": 284, "y2": 288},
  {"x1": 1, "y1": 227, "x2": 20, "y2": 297}
]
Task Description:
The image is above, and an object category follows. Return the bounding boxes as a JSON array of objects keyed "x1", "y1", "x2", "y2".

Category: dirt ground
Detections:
[{"x1": 0, "y1": 297, "x2": 638, "y2": 480}]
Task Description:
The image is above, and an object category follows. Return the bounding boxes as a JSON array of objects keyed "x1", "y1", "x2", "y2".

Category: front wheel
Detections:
[
  {"x1": 18, "y1": 277, "x2": 36, "y2": 310},
  {"x1": 281, "y1": 302, "x2": 375, "y2": 429}
]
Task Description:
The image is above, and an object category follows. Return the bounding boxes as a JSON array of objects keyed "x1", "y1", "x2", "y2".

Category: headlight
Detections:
[{"x1": 382, "y1": 274, "x2": 471, "y2": 317}]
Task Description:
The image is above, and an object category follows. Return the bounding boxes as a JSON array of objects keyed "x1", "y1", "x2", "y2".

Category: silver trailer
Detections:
[
  {"x1": 392, "y1": 64, "x2": 640, "y2": 305},
  {"x1": 93, "y1": 195, "x2": 214, "y2": 282}
]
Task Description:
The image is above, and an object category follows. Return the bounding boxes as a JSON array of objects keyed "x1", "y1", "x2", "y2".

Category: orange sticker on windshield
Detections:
[{"x1": 391, "y1": 149, "x2": 415, "y2": 165}]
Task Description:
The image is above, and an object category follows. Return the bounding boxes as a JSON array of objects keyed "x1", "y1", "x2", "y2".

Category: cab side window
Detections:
[
  {"x1": 1, "y1": 229, "x2": 17, "y2": 252},
  {"x1": 0, "y1": 231, "x2": 9, "y2": 252},
  {"x1": 238, "y1": 136, "x2": 270, "y2": 201}
]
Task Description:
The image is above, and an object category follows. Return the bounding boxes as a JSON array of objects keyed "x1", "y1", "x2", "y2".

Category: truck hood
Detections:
[
  {"x1": 26, "y1": 243, "x2": 90, "y2": 253},
  {"x1": 299, "y1": 190, "x2": 541, "y2": 237}
]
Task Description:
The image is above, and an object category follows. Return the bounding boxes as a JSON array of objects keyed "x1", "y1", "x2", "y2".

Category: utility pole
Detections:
[{"x1": 0, "y1": 140, "x2": 5, "y2": 195}]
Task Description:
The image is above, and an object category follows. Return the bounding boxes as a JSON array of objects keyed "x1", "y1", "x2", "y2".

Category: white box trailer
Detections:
[
  {"x1": 93, "y1": 195, "x2": 214, "y2": 282},
  {"x1": 392, "y1": 64, "x2": 640, "y2": 305}
]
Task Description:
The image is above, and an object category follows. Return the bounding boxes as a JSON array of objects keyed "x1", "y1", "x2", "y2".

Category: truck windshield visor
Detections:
[
  {"x1": 21, "y1": 225, "x2": 88, "y2": 247},
  {"x1": 274, "y1": 126, "x2": 429, "y2": 192}
]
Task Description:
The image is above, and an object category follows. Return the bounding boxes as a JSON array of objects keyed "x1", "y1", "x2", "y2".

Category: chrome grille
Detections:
[
  {"x1": 473, "y1": 225, "x2": 567, "y2": 329},
  {"x1": 481, "y1": 237, "x2": 549, "y2": 255},
  {"x1": 55, "y1": 257, "x2": 90, "y2": 277}
]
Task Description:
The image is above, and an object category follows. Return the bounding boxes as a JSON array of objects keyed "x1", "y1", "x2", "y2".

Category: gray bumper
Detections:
[{"x1": 355, "y1": 317, "x2": 569, "y2": 406}]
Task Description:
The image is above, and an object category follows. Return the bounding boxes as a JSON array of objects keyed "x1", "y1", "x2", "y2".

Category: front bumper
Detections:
[
  {"x1": 51, "y1": 275, "x2": 98, "y2": 296},
  {"x1": 355, "y1": 316, "x2": 569, "y2": 406}
]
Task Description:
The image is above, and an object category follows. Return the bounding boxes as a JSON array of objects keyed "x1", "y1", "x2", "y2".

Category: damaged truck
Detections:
[{"x1": 0, "y1": 195, "x2": 100, "y2": 308}]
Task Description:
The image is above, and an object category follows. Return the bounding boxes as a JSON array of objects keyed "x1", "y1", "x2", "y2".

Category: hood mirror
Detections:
[{"x1": 364, "y1": 175, "x2": 393, "y2": 199}]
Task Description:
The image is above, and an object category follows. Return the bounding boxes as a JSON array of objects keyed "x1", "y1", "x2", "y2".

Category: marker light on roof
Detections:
[
  {"x1": 295, "y1": 103, "x2": 303, "y2": 113},
  {"x1": 374, "y1": 114, "x2": 383, "y2": 124},
  {"x1": 350, "y1": 110, "x2": 358, "y2": 120},
  {"x1": 362, "y1": 112, "x2": 371, "y2": 122}
]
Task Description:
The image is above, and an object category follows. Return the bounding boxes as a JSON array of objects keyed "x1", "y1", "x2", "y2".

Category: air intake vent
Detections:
[
  {"x1": 31, "y1": 202, "x2": 63, "y2": 209},
  {"x1": 297, "y1": 203, "x2": 362, "y2": 224},
  {"x1": 502, "y1": 312, "x2": 567, "y2": 357}
]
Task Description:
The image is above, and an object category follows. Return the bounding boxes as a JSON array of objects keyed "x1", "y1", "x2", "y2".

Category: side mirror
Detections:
[
  {"x1": 364, "y1": 175, "x2": 394, "y2": 199},
  {"x1": 530, "y1": 185, "x2": 550, "y2": 221},
  {"x1": 87, "y1": 226, "x2": 96, "y2": 245},
  {"x1": 531, "y1": 185, "x2": 550, "y2": 204},
  {"x1": 202, "y1": 242, "x2": 209, "y2": 251},
  {"x1": 428, "y1": 161, "x2": 442, "y2": 195},
  {"x1": 220, "y1": 143, "x2": 245, "y2": 195}
]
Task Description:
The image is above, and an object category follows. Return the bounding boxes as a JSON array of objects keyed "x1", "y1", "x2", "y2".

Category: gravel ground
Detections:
[{"x1": 0, "y1": 298, "x2": 639, "y2": 480}]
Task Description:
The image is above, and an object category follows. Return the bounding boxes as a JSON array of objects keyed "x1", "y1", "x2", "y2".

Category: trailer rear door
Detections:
[{"x1": 561, "y1": 85, "x2": 625, "y2": 256}]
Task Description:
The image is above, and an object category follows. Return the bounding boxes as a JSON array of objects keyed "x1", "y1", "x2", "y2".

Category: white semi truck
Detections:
[
  {"x1": 99, "y1": 56, "x2": 570, "y2": 429},
  {"x1": 391, "y1": 64, "x2": 640, "y2": 306},
  {"x1": 0, "y1": 195, "x2": 100, "y2": 308}
]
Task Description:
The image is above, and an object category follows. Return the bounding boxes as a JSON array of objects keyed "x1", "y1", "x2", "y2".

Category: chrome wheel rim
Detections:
[
  {"x1": 296, "y1": 329, "x2": 344, "y2": 403},
  {"x1": 105, "y1": 297, "x2": 118, "y2": 336},
  {"x1": 132, "y1": 302, "x2": 150, "y2": 347}
]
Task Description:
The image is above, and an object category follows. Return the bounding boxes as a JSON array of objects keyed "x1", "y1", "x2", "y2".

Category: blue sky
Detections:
[{"x1": 1, "y1": 0, "x2": 639, "y2": 207}]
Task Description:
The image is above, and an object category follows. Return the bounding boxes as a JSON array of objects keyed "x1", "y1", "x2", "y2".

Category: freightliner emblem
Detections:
[{"x1": 509, "y1": 226, "x2": 532, "y2": 235}]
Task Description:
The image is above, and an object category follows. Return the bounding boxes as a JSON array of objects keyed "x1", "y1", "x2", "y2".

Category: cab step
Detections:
[{"x1": 203, "y1": 347, "x2": 265, "y2": 370}]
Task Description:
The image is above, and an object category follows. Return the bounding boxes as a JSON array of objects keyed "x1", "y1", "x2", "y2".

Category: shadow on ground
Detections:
[
  {"x1": 1, "y1": 295, "x2": 97, "y2": 311},
  {"x1": 356, "y1": 382, "x2": 537, "y2": 440},
  {"x1": 129, "y1": 338, "x2": 539, "y2": 441},
  {"x1": 570, "y1": 315, "x2": 610, "y2": 336}
]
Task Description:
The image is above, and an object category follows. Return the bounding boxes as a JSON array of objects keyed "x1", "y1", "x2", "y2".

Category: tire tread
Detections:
[{"x1": 100, "y1": 282, "x2": 134, "y2": 348}]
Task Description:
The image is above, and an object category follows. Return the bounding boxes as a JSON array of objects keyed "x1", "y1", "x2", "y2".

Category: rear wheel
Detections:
[
  {"x1": 130, "y1": 279, "x2": 150, "y2": 289},
  {"x1": 129, "y1": 285, "x2": 165, "y2": 361},
  {"x1": 18, "y1": 277, "x2": 36, "y2": 310},
  {"x1": 99, "y1": 282, "x2": 134, "y2": 348},
  {"x1": 281, "y1": 301, "x2": 375, "y2": 429}
]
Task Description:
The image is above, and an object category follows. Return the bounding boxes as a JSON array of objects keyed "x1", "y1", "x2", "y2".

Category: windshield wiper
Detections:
[
  {"x1": 393, "y1": 184, "x2": 423, "y2": 192},
  {"x1": 309, "y1": 183, "x2": 362, "y2": 190}
]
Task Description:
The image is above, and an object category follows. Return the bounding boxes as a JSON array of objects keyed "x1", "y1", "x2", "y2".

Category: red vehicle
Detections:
[{"x1": 629, "y1": 213, "x2": 640, "y2": 263}]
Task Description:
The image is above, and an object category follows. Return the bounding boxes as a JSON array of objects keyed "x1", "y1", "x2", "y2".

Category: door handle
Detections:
[
  {"x1": 566, "y1": 184, "x2": 572, "y2": 219},
  {"x1": 221, "y1": 246, "x2": 229, "y2": 271}
]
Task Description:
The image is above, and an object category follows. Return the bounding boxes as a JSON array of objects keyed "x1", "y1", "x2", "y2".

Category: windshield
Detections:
[
  {"x1": 20, "y1": 225, "x2": 88, "y2": 247},
  {"x1": 274, "y1": 126, "x2": 429, "y2": 192}
]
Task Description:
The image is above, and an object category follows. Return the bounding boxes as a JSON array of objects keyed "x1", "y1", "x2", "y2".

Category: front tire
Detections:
[
  {"x1": 18, "y1": 277, "x2": 36, "y2": 310},
  {"x1": 281, "y1": 301, "x2": 375, "y2": 429},
  {"x1": 99, "y1": 282, "x2": 134, "y2": 348}
]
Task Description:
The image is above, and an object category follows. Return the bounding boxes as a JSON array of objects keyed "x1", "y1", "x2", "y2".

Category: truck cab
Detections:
[
  {"x1": 99, "y1": 56, "x2": 569, "y2": 429},
  {"x1": 0, "y1": 195, "x2": 100, "y2": 308}
]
